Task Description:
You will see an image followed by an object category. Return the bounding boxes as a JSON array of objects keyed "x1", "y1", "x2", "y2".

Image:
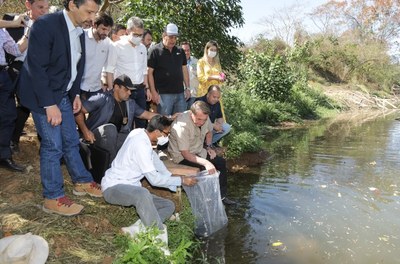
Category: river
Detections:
[{"x1": 198, "y1": 111, "x2": 400, "y2": 264}]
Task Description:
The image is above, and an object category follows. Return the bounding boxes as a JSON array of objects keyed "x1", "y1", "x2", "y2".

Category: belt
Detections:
[{"x1": 133, "y1": 83, "x2": 145, "y2": 89}]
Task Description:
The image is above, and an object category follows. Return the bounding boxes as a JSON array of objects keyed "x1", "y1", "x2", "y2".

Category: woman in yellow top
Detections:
[{"x1": 197, "y1": 40, "x2": 226, "y2": 97}]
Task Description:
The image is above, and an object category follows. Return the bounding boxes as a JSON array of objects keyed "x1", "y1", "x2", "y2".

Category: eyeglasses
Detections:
[
  {"x1": 160, "y1": 130, "x2": 170, "y2": 136},
  {"x1": 132, "y1": 33, "x2": 143, "y2": 37}
]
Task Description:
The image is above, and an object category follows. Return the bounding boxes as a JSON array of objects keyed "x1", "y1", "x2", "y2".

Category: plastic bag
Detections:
[{"x1": 183, "y1": 170, "x2": 228, "y2": 237}]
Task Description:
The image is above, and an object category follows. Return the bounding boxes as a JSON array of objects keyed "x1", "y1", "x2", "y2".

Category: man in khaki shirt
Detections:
[{"x1": 168, "y1": 101, "x2": 235, "y2": 205}]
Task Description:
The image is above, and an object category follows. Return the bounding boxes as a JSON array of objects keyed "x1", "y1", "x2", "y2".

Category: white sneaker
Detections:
[
  {"x1": 156, "y1": 224, "x2": 170, "y2": 256},
  {"x1": 121, "y1": 219, "x2": 144, "y2": 237}
]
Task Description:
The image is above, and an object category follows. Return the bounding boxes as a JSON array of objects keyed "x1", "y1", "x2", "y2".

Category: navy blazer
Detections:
[{"x1": 19, "y1": 11, "x2": 85, "y2": 114}]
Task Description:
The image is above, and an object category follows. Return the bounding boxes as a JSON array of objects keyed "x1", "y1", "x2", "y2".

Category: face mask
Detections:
[
  {"x1": 157, "y1": 136, "x2": 169, "y2": 146},
  {"x1": 208, "y1": 50, "x2": 217, "y2": 58},
  {"x1": 130, "y1": 35, "x2": 142, "y2": 46}
]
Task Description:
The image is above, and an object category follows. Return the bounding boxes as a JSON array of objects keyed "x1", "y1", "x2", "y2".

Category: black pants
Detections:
[
  {"x1": 0, "y1": 69, "x2": 16, "y2": 159},
  {"x1": 8, "y1": 61, "x2": 29, "y2": 144},
  {"x1": 130, "y1": 84, "x2": 147, "y2": 129},
  {"x1": 179, "y1": 154, "x2": 228, "y2": 198}
]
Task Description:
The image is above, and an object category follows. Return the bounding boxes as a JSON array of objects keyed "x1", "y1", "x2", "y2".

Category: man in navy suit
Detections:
[{"x1": 19, "y1": 0, "x2": 103, "y2": 216}]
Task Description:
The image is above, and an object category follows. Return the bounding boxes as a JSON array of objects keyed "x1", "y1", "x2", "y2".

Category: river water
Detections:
[{"x1": 199, "y1": 112, "x2": 400, "y2": 264}]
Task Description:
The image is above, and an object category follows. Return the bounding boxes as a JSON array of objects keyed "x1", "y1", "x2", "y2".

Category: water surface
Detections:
[{"x1": 200, "y1": 112, "x2": 400, "y2": 264}]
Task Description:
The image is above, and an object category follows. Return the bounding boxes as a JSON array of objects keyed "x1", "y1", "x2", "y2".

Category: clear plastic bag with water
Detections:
[{"x1": 182, "y1": 170, "x2": 228, "y2": 237}]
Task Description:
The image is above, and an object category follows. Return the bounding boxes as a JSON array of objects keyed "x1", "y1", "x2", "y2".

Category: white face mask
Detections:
[
  {"x1": 208, "y1": 50, "x2": 217, "y2": 58},
  {"x1": 157, "y1": 136, "x2": 169, "y2": 146},
  {"x1": 130, "y1": 35, "x2": 142, "y2": 46}
]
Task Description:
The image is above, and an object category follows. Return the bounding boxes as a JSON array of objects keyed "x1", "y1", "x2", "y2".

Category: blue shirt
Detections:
[{"x1": 83, "y1": 90, "x2": 145, "y2": 133}]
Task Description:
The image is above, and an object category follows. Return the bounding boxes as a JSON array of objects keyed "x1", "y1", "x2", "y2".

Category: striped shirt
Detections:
[{"x1": 0, "y1": 28, "x2": 21, "y2": 65}]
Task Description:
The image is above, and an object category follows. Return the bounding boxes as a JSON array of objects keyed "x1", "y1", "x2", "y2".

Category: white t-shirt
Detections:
[{"x1": 101, "y1": 129, "x2": 181, "y2": 191}]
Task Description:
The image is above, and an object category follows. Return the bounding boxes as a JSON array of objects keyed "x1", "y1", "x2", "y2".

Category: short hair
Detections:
[
  {"x1": 190, "y1": 101, "x2": 211, "y2": 115},
  {"x1": 142, "y1": 29, "x2": 152, "y2": 40},
  {"x1": 207, "y1": 84, "x2": 221, "y2": 94},
  {"x1": 181, "y1": 41, "x2": 190, "y2": 48},
  {"x1": 94, "y1": 12, "x2": 113, "y2": 28},
  {"x1": 111, "y1": 24, "x2": 126, "y2": 35},
  {"x1": 147, "y1": 115, "x2": 173, "y2": 132},
  {"x1": 63, "y1": 0, "x2": 102, "y2": 11},
  {"x1": 126, "y1": 16, "x2": 144, "y2": 31}
]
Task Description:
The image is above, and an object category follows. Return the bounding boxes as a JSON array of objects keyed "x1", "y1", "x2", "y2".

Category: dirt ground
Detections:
[{"x1": 0, "y1": 85, "x2": 399, "y2": 262}]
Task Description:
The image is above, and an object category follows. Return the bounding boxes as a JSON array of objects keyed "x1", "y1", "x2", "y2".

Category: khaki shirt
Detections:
[{"x1": 168, "y1": 111, "x2": 213, "y2": 163}]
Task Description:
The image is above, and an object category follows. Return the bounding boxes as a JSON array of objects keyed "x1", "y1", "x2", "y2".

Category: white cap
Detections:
[
  {"x1": 165, "y1": 23, "x2": 179, "y2": 36},
  {"x1": 0, "y1": 233, "x2": 49, "y2": 264}
]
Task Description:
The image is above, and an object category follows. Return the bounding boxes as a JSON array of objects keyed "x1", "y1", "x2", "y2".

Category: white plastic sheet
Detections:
[{"x1": 183, "y1": 171, "x2": 228, "y2": 237}]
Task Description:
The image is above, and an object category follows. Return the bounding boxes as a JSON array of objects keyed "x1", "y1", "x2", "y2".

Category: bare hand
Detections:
[
  {"x1": 184, "y1": 89, "x2": 191, "y2": 100},
  {"x1": 182, "y1": 176, "x2": 197, "y2": 186},
  {"x1": 207, "y1": 148, "x2": 216, "y2": 159},
  {"x1": 72, "y1": 96, "x2": 82, "y2": 114},
  {"x1": 12, "y1": 15, "x2": 26, "y2": 28},
  {"x1": 46, "y1": 105, "x2": 62, "y2": 126},
  {"x1": 83, "y1": 130, "x2": 96, "y2": 144},
  {"x1": 205, "y1": 160, "x2": 216, "y2": 175},
  {"x1": 151, "y1": 91, "x2": 160, "y2": 104},
  {"x1": 213, "y1": 122, "x2": 223, "y2": 133},
  {"x1": 146, "y1": 89, "x2": 152, "y2": 102}
]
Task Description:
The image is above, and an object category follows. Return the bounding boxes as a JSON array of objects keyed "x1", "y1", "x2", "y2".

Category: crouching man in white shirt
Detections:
[{"x1": 101, "y1": 115, "x2": 197, "y2": 245}]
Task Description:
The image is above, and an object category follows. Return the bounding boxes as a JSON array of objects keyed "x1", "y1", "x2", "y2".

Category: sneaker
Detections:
[
  {"x1": 156, "y1": 225, "x2": 170, "y2": 256},
  {"x1": 222, "y1": 197, "x2": 236, "y2": 206},
  {"x1": 121, "y1": 219, "x2": 144, "y2": 237},
  {"x1": 73, "y1": 182, "x2": 102, "y2": 198},
  {"x1": 43, "y1": 196, "x2": 84, "y2": 216}
]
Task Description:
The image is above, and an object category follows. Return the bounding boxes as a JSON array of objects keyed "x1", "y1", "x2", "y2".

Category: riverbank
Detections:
[{"x1": 1, "y1": 84, "x2": 399, "y2": 262}]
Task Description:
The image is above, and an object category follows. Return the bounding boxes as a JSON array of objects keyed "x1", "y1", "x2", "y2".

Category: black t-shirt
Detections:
[
  {"x1": 109, "y1": 99, "x2": 128, "y2": 132},
  {"x1": 147, "y1": 42, "x2": 187, "y2": 94}
]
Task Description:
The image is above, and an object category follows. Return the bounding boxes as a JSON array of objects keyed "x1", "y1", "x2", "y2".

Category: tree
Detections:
[
  {"x1": 311, "y1": 0, "x2": 400, "y2": 43},
  {"x1": 118, "y1": 0, "x2": 244, "y2": 70}
]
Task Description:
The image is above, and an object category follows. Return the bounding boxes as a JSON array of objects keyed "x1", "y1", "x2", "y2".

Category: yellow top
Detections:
[{"x1": 196, "y1": 58, "x2": 223, "y2": 97}]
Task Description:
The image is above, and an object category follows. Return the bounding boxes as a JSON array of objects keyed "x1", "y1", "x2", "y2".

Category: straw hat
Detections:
[{"x1": 0, "y1": 233, "x2": 49, "y2": 264}]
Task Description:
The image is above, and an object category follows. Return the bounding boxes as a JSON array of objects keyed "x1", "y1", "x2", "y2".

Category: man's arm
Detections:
[
  {"x1": 181, "y1": 149, "x2": 216, "y2": 174},
  {"x1": 148, "y1": 67, "x2": 160, "y2": 104},
  {"x1": 0, "y1": 15, "x2": 25, "y2": 28},
  {"x1": 75, "y1": 106, "x2": 95, "y2": 143},
  {"x1": 182, "y1": 65, "x2": 190, "y2": 100}
]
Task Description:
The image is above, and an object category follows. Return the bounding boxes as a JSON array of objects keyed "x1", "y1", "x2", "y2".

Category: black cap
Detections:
[{"x1": 113, "y1": 74, "x2": 135, "y2": 90}]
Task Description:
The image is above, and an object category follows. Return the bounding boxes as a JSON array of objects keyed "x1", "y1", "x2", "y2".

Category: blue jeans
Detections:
[
  {"x1": 32, "y1": 96, "x2": 93, "y2": 199},
  {"x1": 158, "y1": 93, "x2": 186, "y2": 115},
  {"x1": 0, "y1": 70, "x2": 16, "y2": 159},
  {"x1": 212, "y1": 123, "x2": 231, "y2": 144},
  {"x1": 103, "y1": 184, "x2": 175, "y2": 229}
]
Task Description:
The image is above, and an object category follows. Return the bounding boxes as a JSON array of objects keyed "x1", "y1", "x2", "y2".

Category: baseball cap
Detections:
[
  {"x1": 113, "y1": 74, "x2": 135, "y2": 90},
  {"x1": 165, "y1": 23, "x2": 179, "y2": 36}
]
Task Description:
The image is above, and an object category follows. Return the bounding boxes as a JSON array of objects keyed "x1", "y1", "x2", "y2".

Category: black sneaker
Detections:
[{"x1": 222, "y1": 197, "x2": 236, "y2": 205}]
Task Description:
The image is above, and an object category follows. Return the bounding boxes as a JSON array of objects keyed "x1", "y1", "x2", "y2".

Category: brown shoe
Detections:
[
  {"x1": 73, "y1": 182, "x2": 102, "y2": 198},
  {"x1": 43, "y1": 196, "x2": 84, "y2": 216}
]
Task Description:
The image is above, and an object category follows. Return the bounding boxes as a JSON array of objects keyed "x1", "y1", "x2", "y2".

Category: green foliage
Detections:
[
  {"x1": 113, "y1": 196, "x2": 201, "y2": 263},
  {"x1": 238, "y1": 49, "x2": 294, "y2": 102},
  {"x1": 225, "y1": 131, "x2": 264, "y2": 158},
  {"x1": 119, "y1": 0, "x2": 244, "y2": 70}
]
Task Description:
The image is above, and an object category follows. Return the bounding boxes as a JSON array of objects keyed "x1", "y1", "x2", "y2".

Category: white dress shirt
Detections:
[
  {"x1": 105, "y1": 35, "x2": 147, "y2": 84},
  {"x1": 63, "y1": 9, "x2": 82, "y2": 92},
  {"x1": 80, "y1": 28, "x2": 112, "y2": 92}
]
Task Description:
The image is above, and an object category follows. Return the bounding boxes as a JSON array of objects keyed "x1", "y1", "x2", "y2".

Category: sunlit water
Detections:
[{"x1": 198, "y1": 113, "x2": 400, "y2": 264}]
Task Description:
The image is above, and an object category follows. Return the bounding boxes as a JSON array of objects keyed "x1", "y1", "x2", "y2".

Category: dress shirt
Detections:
[
  {"x1": 105, "y1": 35, "x2": 147, "y2": 84},
  {"x1": 15, "y1": 18, "x2": 33, "y2": 62},
  {"x1": 63, "y1": 9, "x2": 83, "y2": 92},
  {"x1": 80, "y1": 28, "x2": 112, "y2": 92},
  {"x1": 0, "y1": 29, "x2": 21, "y2": 65}
]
